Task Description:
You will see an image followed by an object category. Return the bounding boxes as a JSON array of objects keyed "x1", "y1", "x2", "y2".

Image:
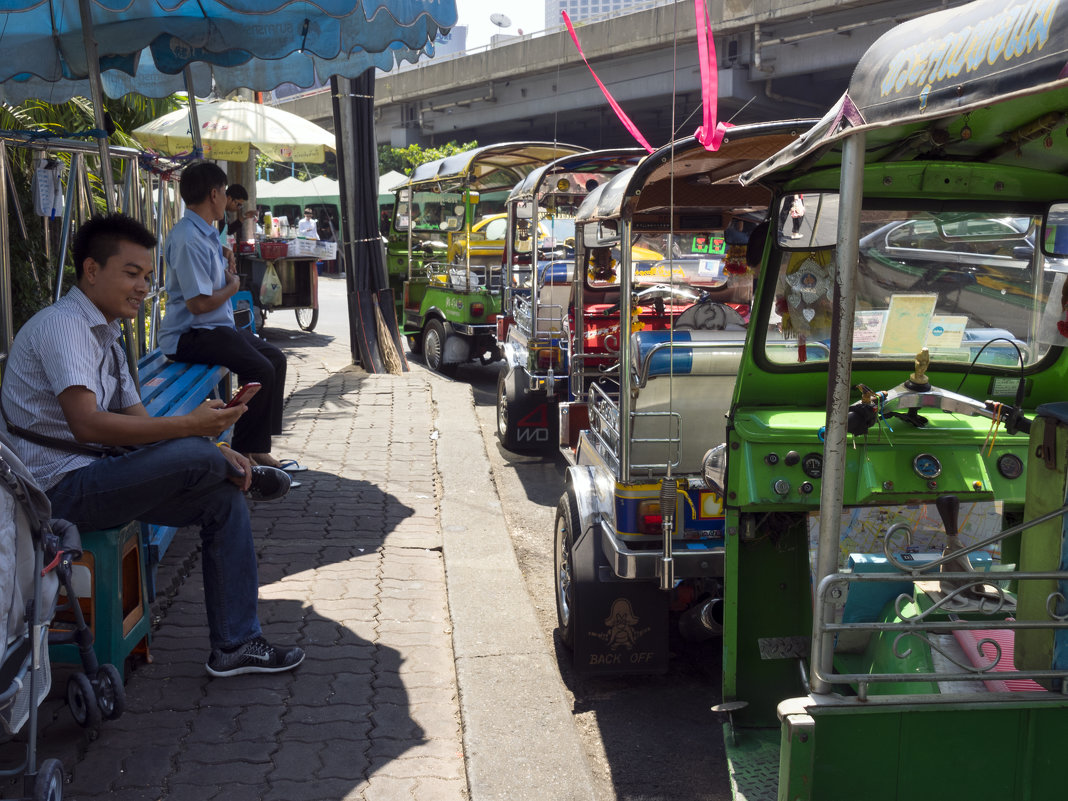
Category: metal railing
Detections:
[
  {"x1": 586, "y1": 381, "x2": 620, "y2": 474},
  {"x1": 811, "y1": 506, "x2": 1068, "y2": 700}
]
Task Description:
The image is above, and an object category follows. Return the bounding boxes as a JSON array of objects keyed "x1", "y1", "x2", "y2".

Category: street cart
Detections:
[{"x1": 237, "y1": 239, "x2": 327, "y2": 331}]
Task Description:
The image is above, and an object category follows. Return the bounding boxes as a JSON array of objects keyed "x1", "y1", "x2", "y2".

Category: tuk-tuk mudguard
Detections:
[{"x1": 565, "y1": 465, "x2": 670, "y2": 674}]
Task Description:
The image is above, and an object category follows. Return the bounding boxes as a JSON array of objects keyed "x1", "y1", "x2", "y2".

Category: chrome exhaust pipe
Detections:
[{"x1": 678, "y1": 597, "x2": 724, "y2": 641}]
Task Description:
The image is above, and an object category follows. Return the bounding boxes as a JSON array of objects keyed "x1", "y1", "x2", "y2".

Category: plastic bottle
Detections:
[{"x1": 263, "y1": 212, "x2": 273, "y2": 237}]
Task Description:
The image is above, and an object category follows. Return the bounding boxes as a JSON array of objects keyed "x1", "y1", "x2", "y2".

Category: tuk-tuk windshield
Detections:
[
  {"x1": 403, "y1": 191, "x2": 466, "y2": 233},
  {"x1": 588, "y1": 231, "x2": 744, "y2": 293},
  {"x1": 765, "y1": 203, "x2": 1065, "y2": 369}
]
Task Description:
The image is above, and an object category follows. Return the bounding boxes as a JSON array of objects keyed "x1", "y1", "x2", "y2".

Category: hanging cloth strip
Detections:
[
  {"x1": 562, "y1": 11, "x2": 654, "y2": 154},
  {"x1": 693, "y1": 0, "x2": 730, "y2": 151}
]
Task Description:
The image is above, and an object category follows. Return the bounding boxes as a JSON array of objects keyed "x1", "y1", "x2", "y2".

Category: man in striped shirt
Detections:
[{"x1": 1, "y1": 213, "x2": 304, "y2": 678}]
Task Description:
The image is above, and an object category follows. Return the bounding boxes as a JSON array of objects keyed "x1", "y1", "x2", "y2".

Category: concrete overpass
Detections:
[{"x1": 279, "y1": 0, "x2": 964, "y2": 152}]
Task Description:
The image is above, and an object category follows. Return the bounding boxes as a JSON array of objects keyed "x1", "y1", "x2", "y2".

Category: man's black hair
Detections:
[
  {"x1": 72, "y1": 213, "x2": 157, "y2": 279},
  {"x1": 179, "y1": 161, "x2": 228, "y2": 205},
  {"x1": 227, "y1": 183, "x2": 249, "y2": 201}
]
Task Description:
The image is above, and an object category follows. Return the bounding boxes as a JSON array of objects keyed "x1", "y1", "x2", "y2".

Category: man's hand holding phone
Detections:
[{"x1": 226, "y1": 382, "x2": 261, "y2": 408}]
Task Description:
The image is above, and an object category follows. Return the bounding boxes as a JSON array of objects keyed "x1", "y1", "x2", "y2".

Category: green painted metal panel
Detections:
[
  {"x1": 1017, "y1": 414, "x2": 1068, "y2": 673},
  {"x1": 728, "y1": 516, "x2": 811, "y2": 727}
]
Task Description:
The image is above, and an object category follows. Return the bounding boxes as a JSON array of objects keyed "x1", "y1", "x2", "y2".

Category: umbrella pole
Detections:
[
  {"x1": 77, "y1": 0, "x2": 116, "y2": 212},
  {"x1": 183, "y1": 68, "x2": 203, "y2": 154}
]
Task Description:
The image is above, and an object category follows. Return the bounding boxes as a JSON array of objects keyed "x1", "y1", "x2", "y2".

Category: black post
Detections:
[{"x1": 331, "y1": 71, "x2": 407, "y2": 373}]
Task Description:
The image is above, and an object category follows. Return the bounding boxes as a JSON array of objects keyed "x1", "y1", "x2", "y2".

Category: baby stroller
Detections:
[{"x1": 0, "y1": 436, "x2": 125, "y2": 800}]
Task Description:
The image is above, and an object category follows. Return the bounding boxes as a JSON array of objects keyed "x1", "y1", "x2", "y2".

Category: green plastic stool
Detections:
[{"x1": 49, "y1": 521, "x2": 151, "y2": 670}]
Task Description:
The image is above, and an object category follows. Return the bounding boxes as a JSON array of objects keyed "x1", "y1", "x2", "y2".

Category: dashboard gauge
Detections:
[
  {"x1": 996, "y1": 453, "x2": 1024, "y2": 479},
  {"x1": 912, "y1": 453, "x2": 942, "y2": 480},
  {"x1": 801, "y1": 452, "x2": 823, "y2": 479}
]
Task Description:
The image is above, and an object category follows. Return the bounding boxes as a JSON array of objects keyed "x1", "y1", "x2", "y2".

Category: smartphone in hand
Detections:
[{"x1": 225, "y1": 382, "x2": 262, "y2": 408}]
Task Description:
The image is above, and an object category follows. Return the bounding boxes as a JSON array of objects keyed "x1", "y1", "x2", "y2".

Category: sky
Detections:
[{"x1": 455, "y1": 0, "x2": 549, "y2": 49}]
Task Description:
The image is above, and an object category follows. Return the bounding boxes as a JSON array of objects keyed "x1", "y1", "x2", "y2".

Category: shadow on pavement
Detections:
[
  {"x1": 553, "y1": 632, "x2": 728, "y2": 800},
  {"x1": 0, "y1": 465, "x2": 442, "y2": 800}
]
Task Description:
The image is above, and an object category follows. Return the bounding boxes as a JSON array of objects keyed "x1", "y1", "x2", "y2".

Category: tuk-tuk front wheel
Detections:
[
  {"x1": 554, "y1": 490, "x2": 581, "y2": 650},
  {"x1": 423, "y1": 319, "x2": 457, "y2": 375}
]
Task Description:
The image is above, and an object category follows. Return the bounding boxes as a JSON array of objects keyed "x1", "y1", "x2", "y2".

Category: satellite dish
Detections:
[{"x1": 490, "y1": 12, "x2": 512, "y2": 28}]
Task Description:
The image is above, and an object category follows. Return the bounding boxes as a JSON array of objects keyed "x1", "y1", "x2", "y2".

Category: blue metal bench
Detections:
[{"x1": 136, "y1": 349, "x2": 230, "y2": 600}]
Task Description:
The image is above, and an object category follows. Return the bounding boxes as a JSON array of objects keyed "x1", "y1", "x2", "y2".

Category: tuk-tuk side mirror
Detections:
[
  {"x1": 583, "y1": 220, "x2": 619, "y2": 248},
  {"x1": 1042, "y1": 202, "x2": 1068, "y2": 257}
]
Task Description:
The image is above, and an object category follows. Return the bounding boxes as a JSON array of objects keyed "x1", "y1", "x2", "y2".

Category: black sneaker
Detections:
[
  {"x1": 206, "y1": 637, "x2": 305, "y2": 677},
  {"x1": 247, "y1": 466, "x2": 291, "y2": 502}
]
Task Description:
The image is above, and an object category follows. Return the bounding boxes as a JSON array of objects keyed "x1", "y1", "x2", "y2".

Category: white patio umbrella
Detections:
[{"x1": 133, "y1": 99, "x2": 336, "y2": 163}]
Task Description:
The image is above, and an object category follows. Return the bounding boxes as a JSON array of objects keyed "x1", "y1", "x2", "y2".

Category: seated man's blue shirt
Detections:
[{"x1": 159, "y1": 210, "x2": 234, "y2": 355}]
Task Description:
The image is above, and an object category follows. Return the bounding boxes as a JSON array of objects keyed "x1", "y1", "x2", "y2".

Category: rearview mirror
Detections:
[
  {"x1": 1042, "y1": 202, "x2": 1068, "y2": 257},
  {"x1": 776, "y1": 192, "x2": 839, "y2": 249},
  {"x1": 515, "y1": 200, "x2": 534, "y2": 220}
]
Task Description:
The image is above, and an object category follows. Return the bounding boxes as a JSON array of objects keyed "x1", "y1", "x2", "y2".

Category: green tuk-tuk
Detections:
[
  {"x1": 714, "y1": 1, "x2": 1068, "y2": 797},
  {"x1": 386, "y1": 142, "x2": 585, "y2": 374}
]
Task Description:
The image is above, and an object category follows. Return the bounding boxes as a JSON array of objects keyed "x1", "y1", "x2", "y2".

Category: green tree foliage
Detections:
[
  {"x1": 377, "y1": 140, "x2": 477, "y2": 176},
  {"x1": 1, "y1": 94, "x2": 183, "y2": 329}
]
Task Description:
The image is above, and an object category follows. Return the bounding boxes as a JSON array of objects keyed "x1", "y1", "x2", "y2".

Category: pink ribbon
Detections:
[
  {"x1": 563, "y1": 11, "x2": 654, "y2": 154},
  {"x1": 693, "y1": 0, "x2": 729, "y2": 151}
]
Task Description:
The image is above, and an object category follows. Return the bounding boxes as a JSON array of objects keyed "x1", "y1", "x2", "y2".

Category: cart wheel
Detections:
[
  {"x1": 423, "y1": 319, "x2": 457, "y2": 375},
  {"x1": 32, "y1": 758, "x2": 64, "y2": 801},
  {"x1": 95, "y1": 663, "x2": 127, "y2": 721},
  {"x1": 66, "y1": 673, "x2": 101, "y2": 730},
  {"x1": 554, "y1": 490, "x2": 582, "y2": 650},
  {"x1": 295, "y1": 307, "x2": 318, "y2": 331}
]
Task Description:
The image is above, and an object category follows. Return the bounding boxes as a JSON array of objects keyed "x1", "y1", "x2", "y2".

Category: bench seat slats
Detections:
[{"x1": 134, "y1": 351, "x2": 230, "y2": 600}]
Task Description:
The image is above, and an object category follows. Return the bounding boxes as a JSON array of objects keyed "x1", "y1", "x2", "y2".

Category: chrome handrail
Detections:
[{"x1": 810, "y1": 505, "x2": 1068, "y2": 700}]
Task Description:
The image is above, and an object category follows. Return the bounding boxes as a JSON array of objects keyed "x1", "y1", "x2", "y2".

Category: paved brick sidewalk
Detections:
[{"x1": 0, "y1": 331, "x2": 469, "y2": 800}]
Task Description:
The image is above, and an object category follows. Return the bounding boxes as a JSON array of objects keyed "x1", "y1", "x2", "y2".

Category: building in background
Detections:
[{"x1": 544, "y1": 0, "x2": 670, "y2": 27}]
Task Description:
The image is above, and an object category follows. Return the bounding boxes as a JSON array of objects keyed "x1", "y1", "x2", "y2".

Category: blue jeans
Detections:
[{"x1": 47, "y1": 437, "x2": 261, "y2": 651}]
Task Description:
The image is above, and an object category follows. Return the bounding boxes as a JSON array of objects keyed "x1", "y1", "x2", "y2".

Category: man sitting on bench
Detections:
[{"x1": 0, "y1": 214, "x2": 304, "y2": 678}]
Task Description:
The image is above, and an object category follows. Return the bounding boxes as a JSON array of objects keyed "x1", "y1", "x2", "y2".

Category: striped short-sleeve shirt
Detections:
[{"x1": 1, "y1": 287, "x2": 140, "y2": 490}]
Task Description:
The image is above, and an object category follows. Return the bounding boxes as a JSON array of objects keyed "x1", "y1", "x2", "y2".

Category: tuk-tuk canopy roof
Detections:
[
  {"x1": 506, "y1": 148, "x2": 646, "y2": 204},
  {"x1": 406, "y1": 142, "x2": 587, "y2": 191},
  {"x1": 576, "y1": 124, "x2": 812, "y2": 226},
  {"x1": 744, "y1": 0, "x2": 1068, "y2": 183}
]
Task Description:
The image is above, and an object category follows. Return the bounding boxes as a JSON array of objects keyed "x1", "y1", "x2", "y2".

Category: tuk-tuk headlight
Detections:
[{"x1": 702, "y1": 444, "x2": 727, "y2": 493}]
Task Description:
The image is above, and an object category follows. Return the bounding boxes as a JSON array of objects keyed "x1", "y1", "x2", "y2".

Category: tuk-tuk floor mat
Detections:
[{"x1": 724, "y1": 724, "x2": 780, "y2": 801}]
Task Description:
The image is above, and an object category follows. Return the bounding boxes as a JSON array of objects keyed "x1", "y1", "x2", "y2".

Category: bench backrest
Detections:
[{"x1": 137, "y1": 350, "x2": 230, "y2": 418}]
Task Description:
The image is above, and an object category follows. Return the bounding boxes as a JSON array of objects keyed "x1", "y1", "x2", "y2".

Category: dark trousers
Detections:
[
  {"x1": 172, "y1": 326, "x2": 286, "y2": 454},
  {"x1": 48, "y1": 438, "x2": 261, "y2": 651}
]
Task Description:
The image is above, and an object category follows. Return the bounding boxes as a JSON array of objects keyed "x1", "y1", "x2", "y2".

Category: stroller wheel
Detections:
[
  {"x1": 95, "y1": 663, "x2": 127, "y2": 721},
  {"x1": 33, "y1": 757, "x2": 64, "y2": 801},
  {"x1": 66, "y1": 673, "x2": 101, "y2": 730}
]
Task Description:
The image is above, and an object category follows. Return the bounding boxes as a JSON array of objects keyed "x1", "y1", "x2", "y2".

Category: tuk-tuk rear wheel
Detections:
[
  {"x1": 554, "y1": 490, "x2": 581, "y2": 649},
  {"x1": 423, "y1": 319, "x2": 457, "y2": 375}
]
